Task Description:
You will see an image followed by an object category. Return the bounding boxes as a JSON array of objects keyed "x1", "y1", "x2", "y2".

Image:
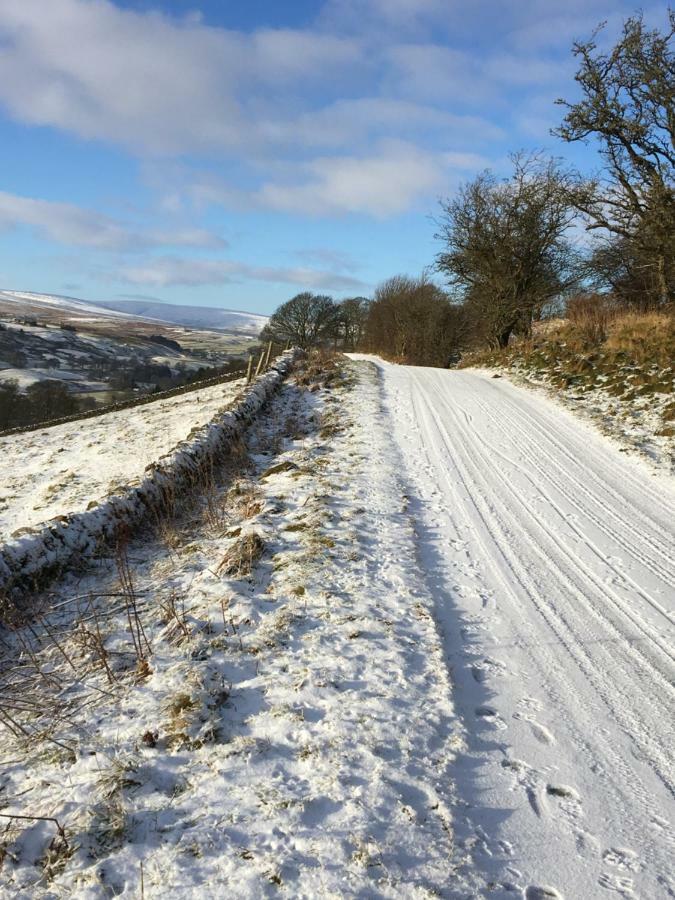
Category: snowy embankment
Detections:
[
  {"x1": 490, "y1": 365, "x2": 674, "y2": 473},
  {"x1": 0, "y1": 352, "x2": 297, "y2": 597}
]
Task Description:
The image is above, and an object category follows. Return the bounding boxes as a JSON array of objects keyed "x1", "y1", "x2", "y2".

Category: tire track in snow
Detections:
[
  {"x1": 469, "y1": 393, "x2": 675, "y2": 655},
  {"x1": 422, "y1": 374, "x2": 675, "y2": 795},
  {"x1": 473, "y1": 393, "x2": 675, "y2": 614},
  {"x1": 476, "y1": 378, "x2": 675, "y2": 572},
  {"x1": 363, "y1": 358, "x2": 675, "y2": 899}
]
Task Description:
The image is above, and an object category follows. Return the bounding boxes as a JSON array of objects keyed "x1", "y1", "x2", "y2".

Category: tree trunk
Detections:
[
  {"x1": 656, "y1": 253, "x2": 669, "y2": 306},
  {"x1": 497, "y1": 324, "x2": 514, "y2": 348}
]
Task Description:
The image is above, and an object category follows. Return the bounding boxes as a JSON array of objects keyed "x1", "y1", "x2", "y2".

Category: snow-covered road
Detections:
[{"x1": 363, "y1": 357, "x2": 675, "y2": 899}]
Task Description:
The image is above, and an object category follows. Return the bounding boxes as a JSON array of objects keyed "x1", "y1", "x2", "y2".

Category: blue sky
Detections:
[{"x1": 0, "y1": 0, "x2": 668, "y2": 315}]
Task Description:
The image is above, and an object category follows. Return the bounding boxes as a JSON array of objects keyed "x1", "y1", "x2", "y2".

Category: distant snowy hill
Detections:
[
  {"x1": 92, "y1": 299, "x2": 268, "y2": 335},
  {"x1": 0, "y1": 289, "x2": 128, "y2": 319},
  {"x1": 0, "y1": 290, "x2": 267, "y2": 335}
]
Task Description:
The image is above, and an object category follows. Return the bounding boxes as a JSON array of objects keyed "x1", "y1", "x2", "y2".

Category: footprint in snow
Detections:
[
  {"x1": 546, "y1": 784, "x2": 580, "y2": 801},
  {"x1": 475, "y1": 705, "x2": 508, "y2": 730},
  {"x1": 498, "y1": 839, "x2": 514, "y2": 856},
  {"x1": 598, "y1": 871, "x2": 635, "y2": 894},
  {"x1": 470, "y1": 656, "x2": 507, "y2": 683},
  {"x1": 525, "y1": 785, "x2": 549, "y2": 818},
  {"x1": 530, "y1": 721, "x2": 556, "y2": 744},
  {"x1": 518, "y1": 695, "x2": 543, "y2": 712},
  {"x1": 602, "y1": 848, "x2": 642, "y2": 872},
  {"x1": 524, "y1": 886, "x2": 563, "y2": 899},
  {"x1": 575, "y1": 829, "x2": 601, "y2": 858},
  {"x1": 514, "y1": 712, "x2": 556, "y2": 745}
]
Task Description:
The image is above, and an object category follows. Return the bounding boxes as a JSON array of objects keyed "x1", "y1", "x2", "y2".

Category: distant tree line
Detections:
[
  {"x1": 108, "y1": 357, "x2": 242, "y2": 392},
  {"x1": 0, "y1": 380, "x2": 96, "y2": 430},
  {"x1": 0, "y1": 358, "x2": 246, "y2": 430},
  {"x1": 149, "y1": 334, "x2": 182, "y2": 351},
  {"x1": 265, "y1": 11, "x2": 673, "y2": 366}
]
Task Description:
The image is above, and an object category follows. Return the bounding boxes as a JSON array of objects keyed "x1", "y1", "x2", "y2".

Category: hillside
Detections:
[
  {"x1": 0, "y1": 375, "x2": 246, "y2": 540},
  {"x1": 0, "y1": 291, "x2": 261, "y2": 425},
  {"x1": 90, "y1": 298, "x2": 268, "y2": 335}
]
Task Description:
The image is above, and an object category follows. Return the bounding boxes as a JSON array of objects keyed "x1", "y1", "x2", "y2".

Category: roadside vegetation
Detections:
[
  {"x1": 463, "y1": 299, "x2": 673, "y2": 406},
  {"x1": 461, "y1": 299, "x2": 674, "y2": 465}
]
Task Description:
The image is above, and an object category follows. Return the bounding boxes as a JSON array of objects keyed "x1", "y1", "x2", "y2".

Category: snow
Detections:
[
  {"x1": 0, "y1": 377, "x2": 247, "y2": 540},
  {"x1": 91, "y1": 299, "x2": 268, "y2": 335},
  {"x1": 353, "y1": 355, "x2": 675, "y2": 899},
  {"x1": 0, "y1": 355, "x2": 463, "y2": 897},
  {"x1": 0, "y1": 366, "x2": 98, "y2": 389},
  {"x1": 0, "y1": 289, "x2": 269, "y2": 336},
  {"x1": 485, "y1": 365, "x2": 675, "y2": 474},
  {"x1": 0, "y1": 353, "x2": 673, "y2": 898},
  {"x1": 0, "y1": 290, "x2": 129, "y2": 319}
]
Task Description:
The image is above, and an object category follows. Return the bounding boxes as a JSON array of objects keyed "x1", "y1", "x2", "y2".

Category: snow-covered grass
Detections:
[
  {"x1": 0, "y1": 377, "x2": 247, "y2": 541},
  {"x1": 0, "y1": 355, "x2": 462, "y2": 897}
]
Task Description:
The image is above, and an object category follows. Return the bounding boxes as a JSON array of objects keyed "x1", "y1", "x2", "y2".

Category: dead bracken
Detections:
[{"x1": 216, "y1": 532, "x2": 265, "y2": 577}]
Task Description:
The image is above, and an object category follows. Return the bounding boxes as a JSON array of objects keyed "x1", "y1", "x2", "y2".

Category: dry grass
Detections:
[
  {"x1": 461, "y1": 307, "x2": 674, "y2": 402},
  {"x1": 295, "y1": 349, "x2": 342, "y2": 390},
  {"x1": 216, "y1": 532, "x2": 265, "y2": 577},
  {"x1": 604, "y1": 311, "x2": 674, "y2": 368},
  {"x1": 227, "y1": 480, "x2": 264, "y2": 520},
  {"x1": 565, "y1": 293, "x2": 620, "y2": 345}
]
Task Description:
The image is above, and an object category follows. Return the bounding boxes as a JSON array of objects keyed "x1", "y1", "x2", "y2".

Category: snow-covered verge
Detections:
[
  {"x1": 0, "y1": 353, "x2": 298, "y2": 598},
  {"x1": 483, "y1": 364, "x2": 674, "y2": 474},
  {"x1": 0, "y1": 376, "x2": 248, "y2": 540},
  {"x1": 0, "y1": 357, "x2": 468, "y2": 898}
]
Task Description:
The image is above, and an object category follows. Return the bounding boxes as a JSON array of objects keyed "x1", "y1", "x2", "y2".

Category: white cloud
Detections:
[
  {"x1": 142, "y1": 140, "x2": 492, "y2": 219},
  {"x1": 0, "y1": 0, "x2": 647, "y2": 230},
  {"x1": 255, "y1": 141, "x2": 486, "y2": 217},
  {"x1": 0, "y1": 190, "x2": 225, "y2": 251},
  {"x1": 114, "y1": 256, "x2": 369, "y2": 292},
  {"x1": 256, "y1": 97, "x2": 504, "y2": 148},
  {"x1": 0, "y1": 0, "x2": 360, "y2": 155}
]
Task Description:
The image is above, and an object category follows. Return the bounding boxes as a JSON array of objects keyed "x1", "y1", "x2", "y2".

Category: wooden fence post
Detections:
[
  {"x1": 246, "y1": 353, "x2": 254, "y2": 384},
  {"x1": 264, "y1": 340, "x2": 273, "y2": 369},
  {"x1": 254, "y1": 350, "x2": 265, "y2": 379}
]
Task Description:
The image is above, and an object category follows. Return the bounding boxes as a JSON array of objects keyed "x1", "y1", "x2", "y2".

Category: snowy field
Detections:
[
  {"x1": 0, "y1": 355, "x2": 673, "y2": 898},
  {"x1": 0, "y1": 377, "x2": 245, "y2": 540}
]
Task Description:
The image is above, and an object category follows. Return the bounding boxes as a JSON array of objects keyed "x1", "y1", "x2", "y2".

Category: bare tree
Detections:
[
  {"x1": 589, "y1": 235, "x2": 669, "y2": 310},
  {"x1": 435, "y1": 153, "x2": 580, "y2": 349},
  {"x1": 364, "y1": 274, "x2": 465, "y2": 366},
  {"x1": 335, "y1": 297, "x2": 371, "y2": 351},
  {"x1": 261, "y1": 292, "x2": 338, "y2": 349},
  {"x1": 554, "y1": 11, "x2": 675, "y2": 305}
]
